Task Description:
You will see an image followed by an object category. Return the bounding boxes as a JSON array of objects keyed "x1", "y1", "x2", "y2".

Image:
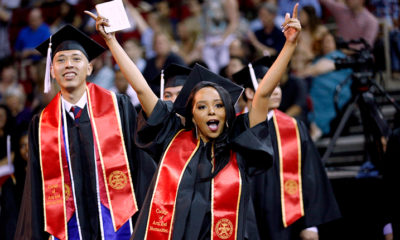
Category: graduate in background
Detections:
[
  {"x1": 14, "y1": 25, "x2": 156, "y2": 240},
  {"x1": 233, "y1": 61, "x2": 341, "y2": 240},
  {"x1": 149, "y1": 63, "x2": 191, "y2": 103},
  {"x1": 86, "y1": 3, "x2": 301, "y2": 239}
]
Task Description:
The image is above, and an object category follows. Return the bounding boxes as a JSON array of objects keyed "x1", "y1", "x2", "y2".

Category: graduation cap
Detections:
[
  {"x1": 173, "y1": 63, "x2": 244, "y2": 116},
  {"x1": 149, "y1": 63, "x2": 192, "y2": 100},
  {"x1": 35, "y1": 24, "x2": 106, "y2": 93},
  {"x1": 232, "y1": 56, "x2": 275, "y2": 91}
]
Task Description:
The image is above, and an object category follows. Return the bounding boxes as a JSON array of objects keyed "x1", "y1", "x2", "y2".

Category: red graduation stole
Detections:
[
  {"x1": 39, "y1": 83, "x2": 137, "y2": 239},
  {"x1": 145, "y1": 130, "x2": 241, "y2": 240},
  {"x1": 272, "y1": 109, "x2": 304, "y2": 227}
]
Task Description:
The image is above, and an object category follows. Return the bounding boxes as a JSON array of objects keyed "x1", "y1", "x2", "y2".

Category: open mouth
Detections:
[{"x1": 207, "y1": 120, "x2": 220, "y2": 132}]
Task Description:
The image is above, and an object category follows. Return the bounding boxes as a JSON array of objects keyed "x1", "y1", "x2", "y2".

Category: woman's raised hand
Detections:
[
  {"x1": 84, "y1": 10, "x2": 115, "y2": 42},
  {"x1": 281, "y1": 3, "x2": 301, "y2": 44}
]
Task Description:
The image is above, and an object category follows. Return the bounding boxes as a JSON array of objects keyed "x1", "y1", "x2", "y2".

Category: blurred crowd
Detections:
[{"x1": 0, "y1": 0, "x2": 399, "y2": 238}]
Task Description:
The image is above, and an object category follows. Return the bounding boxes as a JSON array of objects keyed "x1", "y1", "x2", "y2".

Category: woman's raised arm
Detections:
[
  {"x1": 85, "y1": 10, "x2": 158, "y2": 117},
  {"x1": 249, "y1": 3, "x2": 301, "y2": 127}
]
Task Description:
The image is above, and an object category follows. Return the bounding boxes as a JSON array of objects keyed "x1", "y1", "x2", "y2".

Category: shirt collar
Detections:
[
  {"x1": 61, "y1": 91, "x2": 87, "y2": 117},
  {"x1": 267, "y1": 110, "x2": 274, "y2": 121}
]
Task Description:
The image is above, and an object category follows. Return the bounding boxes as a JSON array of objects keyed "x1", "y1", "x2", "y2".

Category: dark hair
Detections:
[
  {"x1": 302, "y1": 5, "x2": 320, "y2": 34},
  {"x1": 184, "y1": 81, "x2": 236, "y2": 179},
  {"x1": 0, "y1": 104, "x2": 14, "y2": 135}
]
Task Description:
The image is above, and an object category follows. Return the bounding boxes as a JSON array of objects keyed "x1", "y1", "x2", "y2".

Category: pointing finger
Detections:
[
  {"x1": 84, "y1": 10, "x2": 97, "y2": 20},
  {"x1": 292, "y1": 3, "x2": 299, "y2": 19}
]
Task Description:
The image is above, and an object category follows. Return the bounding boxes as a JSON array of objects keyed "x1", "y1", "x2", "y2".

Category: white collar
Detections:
[
  {"x1": 267, "y1": 110, "x2": 274, "y2": 121},
  {"x1": 61, "y1": 92, "x2": 87, "y2": 118}
]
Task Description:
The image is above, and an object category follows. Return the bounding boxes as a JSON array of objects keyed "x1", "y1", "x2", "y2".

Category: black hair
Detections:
[
  {"x1": 184, "y1": 81, "x2": 236, "y2": 179},
  {"x1": 0, "y1": 104, "x2": 15, "y2": 136}
]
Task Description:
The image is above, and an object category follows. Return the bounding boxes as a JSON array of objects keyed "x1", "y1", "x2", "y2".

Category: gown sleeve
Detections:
[
  {"x1": 135, "y1": 100, "x2": 183, "y2": 162},
  {"x1": 231, "y1": 114, "x2": 274, "y2": 176}
]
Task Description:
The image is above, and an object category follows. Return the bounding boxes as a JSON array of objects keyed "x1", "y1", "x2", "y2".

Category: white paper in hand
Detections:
[{"x1": 95, "y1": 0, "x2": 131, "y2": 33}]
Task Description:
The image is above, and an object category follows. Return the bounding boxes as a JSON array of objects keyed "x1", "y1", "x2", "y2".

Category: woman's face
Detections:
[
  {"x1": 322, "y1": 34, "x2": 336, "y2": 55},
  {"x1": 299, "y1": 9, "x2": 309, "y2": 27},
  {"x1": 192, "y1": 87, "x2": 226, "y2": 142},
  {"x1": 154, "y1": 33, "x2": 171, "y2": 56},
  {"x1": 19, "y1": 135, "x2": 29, "y2": 162}
]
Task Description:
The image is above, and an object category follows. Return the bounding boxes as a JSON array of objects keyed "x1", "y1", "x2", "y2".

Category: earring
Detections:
[
  {"x1": 225, "y1": 121, "x2": 229, "y2": 129},
  {"x1": 195, "y1": 125, "x2": 199, "y2": 139}
]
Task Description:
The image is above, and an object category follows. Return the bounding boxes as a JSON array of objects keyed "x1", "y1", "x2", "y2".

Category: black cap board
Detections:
[
  {"x1": 232, "y1": 56, "x2": 275, "y2": 90},
  {"x1": 149, "y1": 63, "x2": 192, "y2": 98},
  {"x1": 36, "y1": 24, "x2": 105, "y2": 62},
  {"x1": 173, "y1": 63, "x2": 244, "y2": 116}
]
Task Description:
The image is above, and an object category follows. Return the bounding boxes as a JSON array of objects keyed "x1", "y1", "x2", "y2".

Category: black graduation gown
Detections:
[
  {"x1": 14, "y1": 94, "x2": 157, "y2": 240},
  {"x1": 251, "y1": 118, "x2": 341, "y2": 240},
  {"x1": 131, "y1": 100, "x2": 273, "y2": 240}
]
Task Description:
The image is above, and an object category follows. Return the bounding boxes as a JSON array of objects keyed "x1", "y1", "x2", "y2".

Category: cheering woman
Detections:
[{"x1": 86, "y1": 3, "x2": 300, "y2": 240}]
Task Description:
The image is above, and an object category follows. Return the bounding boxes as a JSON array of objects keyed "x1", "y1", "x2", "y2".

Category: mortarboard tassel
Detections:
[
  {"x1": 248, "y1": 63, "x2": 258, "y2": 91},
  {"x1": 160, "y1": 69, "x2": 164, "y2": 100},
  {"x1": 44, "y1": 35, "x2": 52, "y2": 93}
]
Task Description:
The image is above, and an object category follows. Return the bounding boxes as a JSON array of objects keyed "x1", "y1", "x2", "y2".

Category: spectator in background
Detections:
[
  {"x1": 0, "y1": 3, "x2": 12, "y2": 63},
  {"x1": 185, "y1": 0, "x2": 203, "y2": 29},
  {"x1": 142, "y1": 30, "x2": 186, "y2": 90},
  {"x1": 123, "y1": 38, "x2": 147, "y2": 73},
  {"x1": 110, "y1": 67, "x2": 140, "y2": 110},
  {"x1": 369, "y1": 0, "x2": 400, "y2": 77},
  {"x1": 298, "y1": 5, "x2": 328, "y2": 63},
  {"x1": 126, "y1": 1, "x2": 174, "y2": 59},
  {"x1": 49, "y1": 1, "x2": 81, "y2": 33},
  {"x1": 218, "y1": 36, "x2": 251, "y2": 79},
  {"x1": 14, "y1": 7, "x2": 51, "y2": 62},
  {"x1": 369, "y1": 0, "x2": 399, "y2": 28},
  {"x1": 201, "y1": 0, "x2": 239, "y2": 73},
  {"x1": 0, "y1": 61, "x2": 24, "y2": 101},
  {"x1": 247, "y1": 2, "x2": 285, "y2": 57},
  {"x1": 176, "y1": 16, "x2": 204, "y2": 65},
  {"x1": 228, "y1": 37, "x2": 252, "y2": 61},
  {"x1": 319, "y1": 0, "x2": 379, "y2": 49},
  {"x1": 28, "y1": 59, "x2": 59, "y2": 116},
  {"x1": 296, "y1": 32, "x2": 353, "y2": 140},
  {"x1": 87, "y1": 51, "x2": 115, "y2": 90},
  {"x1": 3, "y1": 86, "x2": 32, "y2": 133}
]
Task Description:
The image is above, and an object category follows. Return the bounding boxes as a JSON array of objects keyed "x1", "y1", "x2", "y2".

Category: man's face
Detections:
[
  {"x1": 259, "y1": 8, "x2": 275, "y2": 27},
  {"x1": 115, "y1": 71, "x2": 128, "y2": 93},
  {"x1": 51, "y1": 50, "x2": 92, "y2": 93},
  {"x1": 28, "y1": 8, "x2": 43, "y2": 30},
  {"x1": 163, "y1": 85, "x2": 183, "y2": 102},
  {"x1": 268, "y1": 85, "x2": 282, "y2": 110}
]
